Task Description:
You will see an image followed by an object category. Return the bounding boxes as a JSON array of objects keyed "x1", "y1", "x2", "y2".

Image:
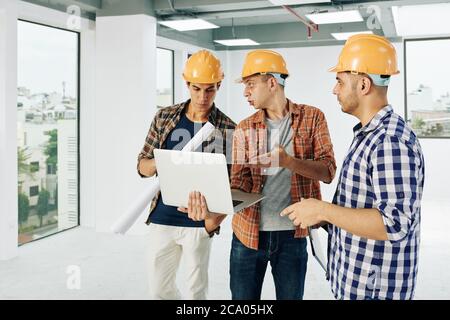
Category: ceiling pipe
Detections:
[
  {"x1": 281, "y1": 5, "x2": 318, "y2": 33},
  {"x1": 167, "y1": 0, "x2": 176, "y2": 12},
  {"x1": 163, "y1": 0, "x2": 196, "y2": 19}
]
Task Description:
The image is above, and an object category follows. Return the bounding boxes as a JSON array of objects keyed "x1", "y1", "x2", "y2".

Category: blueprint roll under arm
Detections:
[{"x1": 110, "y1": 122, "x2": 216, "y2": 234}]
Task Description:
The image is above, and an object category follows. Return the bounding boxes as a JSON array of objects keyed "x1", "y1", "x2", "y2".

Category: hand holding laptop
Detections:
[
  {"x1": 177, "y1": 191, "x2": 225, "y2": 220},
  {"x1": 177, "y1": 190, "x2": 225, "y2": 233}
]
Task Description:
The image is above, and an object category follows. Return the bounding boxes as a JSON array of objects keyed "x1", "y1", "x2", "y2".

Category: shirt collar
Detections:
[
  {"x1": 252, "y1": 98, "x2": 299, "y2": 124},
  {"x1": 353, "y1": 105, "x2": 393, "y2": 136},
  {"x1": 181, "y1": 99, "x2": 218, "y2": 126}
]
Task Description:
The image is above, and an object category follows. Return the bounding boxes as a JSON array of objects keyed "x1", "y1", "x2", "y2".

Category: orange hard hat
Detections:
[
  {"x1": 183, "y1": 50, "x2": 224, "y2": 84},
  {"x1": 239, "y1": 49, "x2": 289, "y2": 80},
  {"x1": 329, "y1": 34, "x2": 399, "y2": 76}
]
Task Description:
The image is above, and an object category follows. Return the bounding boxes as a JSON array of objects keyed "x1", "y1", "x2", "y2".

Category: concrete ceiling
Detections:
[{"x1": 22, "y1": 0, "x2": 450, "y2": 50}]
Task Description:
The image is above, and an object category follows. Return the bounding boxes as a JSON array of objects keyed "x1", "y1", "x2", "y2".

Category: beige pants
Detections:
[{"x1": 146, "y1": 223, "x2": 212, "y2": 300}]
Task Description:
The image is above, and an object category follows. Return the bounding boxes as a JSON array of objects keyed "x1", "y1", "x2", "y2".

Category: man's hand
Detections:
[
  {"x1": 178, "y1": 191, "x2": 211, "y2": 221},
  {"x1": 138, "y1": 158, "x2": 157, "y2": 177},
  {"x1": 248, "y1": 145, "x2": 291, "y2": 169},
  {"x1": 178, "y1": 191, "x2": 225, "y2": 233},
  {"x1": 280, "y1": 198, "x2": 327, "y2": 229}
]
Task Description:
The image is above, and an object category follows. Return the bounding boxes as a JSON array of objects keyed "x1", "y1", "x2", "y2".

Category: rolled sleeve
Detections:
[
  {"x1": 137, "y1": 110, "x2": 163, "y2": 177},
  {"x1": 371, "y1": 136, "x2": 420, "y2": 243},
  {"x1": 312, "y1": 111, "x2": 337, "y2": 183}
]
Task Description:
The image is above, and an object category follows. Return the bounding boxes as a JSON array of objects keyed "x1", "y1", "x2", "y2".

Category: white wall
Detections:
[
  {"x1": 222, "y1": 44, "x2": 449, "y2": 203},
  {"x1": 214, "y1": 50, "x2": 232, "y2": 119},
  {"x1": 93, "y1": 14, "x2": 157, "y2": 234},
  {"x1": 0, "y1": 0, "x2": 18, "y2": 260}
]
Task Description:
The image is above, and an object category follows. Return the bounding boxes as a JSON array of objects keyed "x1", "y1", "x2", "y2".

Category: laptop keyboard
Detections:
[{"x1": 233, "y1": 200, "x2": 244, "y2": 207}]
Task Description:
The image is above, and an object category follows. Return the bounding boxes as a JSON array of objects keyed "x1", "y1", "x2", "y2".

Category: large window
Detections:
[
  {"x1": 405, "y1": 37, "x2": 450, "y2": 138},
  {"x1": 156, "y1": 47, "x2": 174, "y2": 107},
  {"x1": 17, "y1": 20, "x2": 79, "y2": 245}
]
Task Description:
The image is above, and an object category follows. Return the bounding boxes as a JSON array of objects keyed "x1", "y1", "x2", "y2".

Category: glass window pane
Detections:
[
  {"x1": 156, "y1": 48, "x2": 174, "y2": 107},
  {"x1": 17, "y1": 20, "x2": 79, "y2": 245},
  {"x1": 405, "y1": 38, "x2": 450, "y2": 138}
]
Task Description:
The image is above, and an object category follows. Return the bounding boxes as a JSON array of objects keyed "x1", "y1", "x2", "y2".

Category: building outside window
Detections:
[
  {"x1": 17, "y1": 20, "x2": 79, "y2": 245},
  {"x1": 29, "y1": 161, "x2": 39, "y2": 173},
  {"x1": 29, "y1": 186, "x2": 39, "y2": 197},
  {"x1": 405, "y1": 37, "x2": 450, "y2": 138}
]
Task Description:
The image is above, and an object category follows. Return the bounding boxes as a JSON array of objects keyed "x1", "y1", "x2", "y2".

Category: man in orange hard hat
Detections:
[
  {"x1": 281, "y1": 34, "x2": 425, "y2": 299},
  {"x1": 137, "y1": 50, "x2": 235, "y2": 299},
  {"x1": 229, "y1": 49, "x2": 337, "y2": 300}
]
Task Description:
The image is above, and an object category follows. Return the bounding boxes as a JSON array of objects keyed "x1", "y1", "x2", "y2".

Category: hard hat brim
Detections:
[
  {"x1": 328, "y1": 65, "x2": 341, "y2": 73},
  {"x1": 235, "y1": 72, "x2": 275, "y2": 83},
  {"x1": 235, "y1": 73, "x2": 257, "y2": 83},
  {"x1": 183, "y1": 73, "x2": 224, "y2": 84},
  {"x1": 327, "y1": 66, "x2": 401, "y2": 75}
]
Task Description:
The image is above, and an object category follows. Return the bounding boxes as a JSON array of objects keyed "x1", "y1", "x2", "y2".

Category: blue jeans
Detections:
[{"x1": 230, "y1": 231, "x2": 308, "y2": 300}]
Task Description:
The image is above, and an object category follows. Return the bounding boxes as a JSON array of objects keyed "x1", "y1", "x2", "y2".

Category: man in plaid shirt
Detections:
[
  {"x1": 230, "y1": 49, "x2": 336, "y2": 300},
  {"x1": 137, "y1": 50, "x2": 235, "y2": 299},
  {"x1": 282, "y1": 35, "x2": 425, "y2": 299}
]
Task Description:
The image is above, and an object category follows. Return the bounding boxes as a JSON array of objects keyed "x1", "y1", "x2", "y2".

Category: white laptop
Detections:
[{"x1": 154, "y1": 149, "x2": 265, "y2": 214}]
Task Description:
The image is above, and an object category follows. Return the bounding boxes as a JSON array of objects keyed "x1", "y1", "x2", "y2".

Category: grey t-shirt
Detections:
[{"x1": 259, "y1": 112, "x2": 296, "y2": 231}]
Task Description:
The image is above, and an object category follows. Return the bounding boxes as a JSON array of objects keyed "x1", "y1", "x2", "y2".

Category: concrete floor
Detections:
[{"x1": 1, "y1": 200, "x2": 449, "y2": 300}]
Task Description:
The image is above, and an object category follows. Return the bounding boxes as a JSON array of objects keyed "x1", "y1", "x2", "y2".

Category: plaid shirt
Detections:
[
  {"x1": 137, "y1": 100, "x2": 236, "y2": 224},
  {"x1": 230, "y1": 99, "x2": 336, "y2": 250},
  {"x1": 329, "y1": 105, "x2": 425, "y2": 300}
]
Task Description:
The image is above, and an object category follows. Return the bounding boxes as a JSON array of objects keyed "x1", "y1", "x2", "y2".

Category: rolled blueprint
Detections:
[{"x1": 111, "y1": 122, "x2": 216, "y2": 234}]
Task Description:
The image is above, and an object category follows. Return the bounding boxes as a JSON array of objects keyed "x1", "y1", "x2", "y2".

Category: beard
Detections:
[{"x1": 339, "y1": 93, "x2": 358, "y2": 115}]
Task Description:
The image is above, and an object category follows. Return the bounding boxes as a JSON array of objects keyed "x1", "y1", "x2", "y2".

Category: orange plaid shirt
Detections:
[{"x1": 230, "y1": 99, "x2": 336, "y2": 250}]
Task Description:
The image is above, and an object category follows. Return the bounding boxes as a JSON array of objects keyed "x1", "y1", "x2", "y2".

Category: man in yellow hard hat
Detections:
[
  {"x1": 229, "y1": 49, "x2": 337, "y2": 300},
  {"x1": 137, "y1": 50, "x2": 235, "y2": 299},
  {"x1": 281, "y1": 34, "x2": 425, "y2": 299}
]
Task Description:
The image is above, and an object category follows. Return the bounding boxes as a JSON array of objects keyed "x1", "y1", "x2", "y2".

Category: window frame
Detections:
[
  {"x1": 404, "y1": 36, "x2": 450, "y2": 139},
  {"x1": 17, "y1": 19, "x2": 81, "y2": 245}
]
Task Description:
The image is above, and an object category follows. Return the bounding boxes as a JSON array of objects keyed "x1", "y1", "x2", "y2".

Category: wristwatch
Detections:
[{"x1": 207, "y1": 225, "x2": 221, "y2": 238}]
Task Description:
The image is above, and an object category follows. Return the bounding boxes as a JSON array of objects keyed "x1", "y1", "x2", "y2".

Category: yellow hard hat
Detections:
[
  {"x1": 183, "y1": 50, "x2": 224, "y2": 84},
  {"x1": 329, "y1": 34, "x2": 400, "y2": 76},
  {"x1": 240, "y1": 49, "x2": 289, "y2": 80}
]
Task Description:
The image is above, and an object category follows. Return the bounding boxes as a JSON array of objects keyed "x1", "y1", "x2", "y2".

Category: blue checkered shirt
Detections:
[{"x1": 328, "y1": 105, "x2": 425, "y2": 300}]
